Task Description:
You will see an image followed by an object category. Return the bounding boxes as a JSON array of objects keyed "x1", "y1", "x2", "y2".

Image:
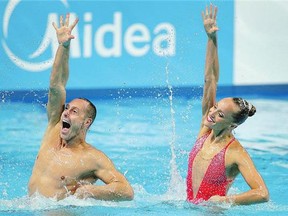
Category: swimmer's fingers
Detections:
[
  {"x1": 201, "y1": 5, "x2": 209, "y2": 21},
  {"x1": 201, "y1": 11, "x2": 205, "y2": 22},
  {"x1": 213, "y1": 6, "x2": 218, "y2": 21},
  {"x1": 60, "y1": 15, "x2": 64, "y2": 27},
  {"x1": 65, "y1": 13, "x2": 70, "y2": 27},
  {"x1": 74, "y1": 185, "x2": 94, "y2": 199},
  {"x1": 208, "y1": 195, "x2": 225, "y2": 203},
  {"x1": 202, "y1": 4, "x2": 217, "y2": 21},
  {"x1": 208, "y1": 4, "x2": 217, "y2": 21},
  {"x1": 52, "y1": 22, "x2": 58, "y2": 31},
  {"x1": 68, "y1": 18, "x2": 79, "y2": 40},
  {"x1": 205, "y1": 5, "x2": 209, "y2": 18},
  {"x1": 70, "y1": 182, "x2": 81, "y2": 195},
  {"x1": 212, "y1": 6, "x2": 219, "y2": 32},
  {"x1": 209, "y1": 4, "x2": 213, "y2": 18},
  {"x1": 70, "y1": 17, "x2": 79, "y2": 31}
]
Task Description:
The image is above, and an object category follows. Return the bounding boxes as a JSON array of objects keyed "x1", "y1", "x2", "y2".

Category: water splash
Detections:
[
  {"x1": 164, "y1": 63, "x2": 186, "y2": 200},
  {"x1": 0, "y1": 90, "x2": 14, "y2": 103},
  {"x1": 0, "y1": 190, "x2": 135, "y2": 211}
]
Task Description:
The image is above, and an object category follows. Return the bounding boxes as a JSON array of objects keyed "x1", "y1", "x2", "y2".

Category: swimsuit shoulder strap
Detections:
[
  {"x1": 224, "y1": 137, "x2": 236, "y2": 152},
  {"x1": 199, "y1": 131, "x2": 212, "y2": 148}
]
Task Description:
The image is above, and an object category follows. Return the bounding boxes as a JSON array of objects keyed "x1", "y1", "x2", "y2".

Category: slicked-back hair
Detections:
[
  {"x1": 232, "y1": 98, "x2": 256, "y2": 125},
  {"x1": 77, "y1": 97, "x2": 97, "y2": 126}
]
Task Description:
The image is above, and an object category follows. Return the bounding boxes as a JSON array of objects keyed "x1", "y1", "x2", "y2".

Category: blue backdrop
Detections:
[{"x1": 0, "y1": 0, "x2": 234, "y2": 91}]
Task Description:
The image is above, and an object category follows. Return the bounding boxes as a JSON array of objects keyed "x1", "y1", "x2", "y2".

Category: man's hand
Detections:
[
  {"x1": 52, "y1": 13, "x2": 79, "y2": 47},
  {"x1": 74, "y1": 184, "x2": 95, "y2": 199},
  {"x1": 202, "y1": 4, "x2": 218, "y2": 38}
]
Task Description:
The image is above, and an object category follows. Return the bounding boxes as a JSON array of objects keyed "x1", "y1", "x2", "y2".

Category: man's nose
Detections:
[{"x1": 63, "y1": 110, "x2": 69, "y2": 117}]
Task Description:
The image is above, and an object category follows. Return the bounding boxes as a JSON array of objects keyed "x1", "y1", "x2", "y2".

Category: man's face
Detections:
[{"x1": 60, "y1": 99, "x2": 90, "y2": 141}]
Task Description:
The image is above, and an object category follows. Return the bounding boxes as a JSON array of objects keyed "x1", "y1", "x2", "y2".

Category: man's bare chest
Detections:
[{"x1": 35, "y1": 147, "x2": 94, "y2": 180}]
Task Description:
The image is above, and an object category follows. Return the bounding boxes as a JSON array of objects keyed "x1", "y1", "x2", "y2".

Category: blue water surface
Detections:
[{"x1": 0, "y1": 96, "x2": 288, "y2": 215}]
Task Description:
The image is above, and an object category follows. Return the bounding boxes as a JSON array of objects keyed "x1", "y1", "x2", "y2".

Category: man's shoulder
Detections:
[
  {"x1": 46, "y1": 121, "x2": 61, "y2": 134},
  {"x1": 41, "y1": 122, "x2": 61, "y2": 147},
  {"x1": 83, "y1": 144, "x2": 110, "y2": 160},
  {"x1": 84, "y1": 143, "x2": 99, "y2": 152},
  {"x1": 82, "y1": 144, "x2": 114, "y2": 169}
]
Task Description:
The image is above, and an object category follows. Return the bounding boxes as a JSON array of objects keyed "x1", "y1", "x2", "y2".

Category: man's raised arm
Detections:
[{"x1": 47, "y1": 14, "x2": 78, "y2": 126}]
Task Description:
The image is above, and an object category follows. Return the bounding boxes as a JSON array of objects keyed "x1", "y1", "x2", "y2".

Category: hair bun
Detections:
[{"x1": 248, "y1": 105, "x2": 256, "y2": 117}]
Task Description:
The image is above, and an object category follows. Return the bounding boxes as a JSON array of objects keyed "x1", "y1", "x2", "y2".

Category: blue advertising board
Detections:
[{"x1": 0, "y1": 0, "x2": 234, "y2": 91}]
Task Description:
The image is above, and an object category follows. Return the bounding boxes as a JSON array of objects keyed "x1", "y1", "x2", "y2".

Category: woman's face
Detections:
[{"x1": 204, "y1": 98, "x2": 240, "y2": 130}]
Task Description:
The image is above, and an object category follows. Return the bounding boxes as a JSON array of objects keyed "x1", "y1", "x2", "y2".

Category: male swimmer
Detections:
[{"x1": 28, "y1": 14, "x2": 134, "y2": 201}]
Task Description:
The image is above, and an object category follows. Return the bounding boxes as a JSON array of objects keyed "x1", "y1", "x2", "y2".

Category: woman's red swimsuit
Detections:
[{"x1": 186, "y1": 132, "x2": 235, "y2": 204}]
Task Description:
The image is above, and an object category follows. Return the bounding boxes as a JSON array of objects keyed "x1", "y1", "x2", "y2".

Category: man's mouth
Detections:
[
  {"x1": 63, "y1": 121, "x2": 71, "y2": 128},
  {"x1": 62, "y1": 120, "x2": 71, "y2": 133}
]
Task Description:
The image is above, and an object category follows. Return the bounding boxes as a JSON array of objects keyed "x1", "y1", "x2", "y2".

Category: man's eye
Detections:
[{"x1": 219, "y1": 113, "x2": 224, "y2": 117}]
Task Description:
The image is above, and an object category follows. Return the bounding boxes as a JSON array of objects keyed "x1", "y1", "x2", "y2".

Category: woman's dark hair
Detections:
[{"x1": 232, "y1": 98, "x2": 256, "y2": 125}]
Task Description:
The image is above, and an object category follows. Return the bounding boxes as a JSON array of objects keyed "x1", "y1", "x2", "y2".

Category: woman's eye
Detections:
[{"x1": 219, "y1": 113, "x2": 224, "y2": 117}]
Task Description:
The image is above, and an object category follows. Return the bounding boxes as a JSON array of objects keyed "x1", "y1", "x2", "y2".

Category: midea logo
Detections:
[{"x1": 2, "y1": 0, "x2": 176, "y2": 72}]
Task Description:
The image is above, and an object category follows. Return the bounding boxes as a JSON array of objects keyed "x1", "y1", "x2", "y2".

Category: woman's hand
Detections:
[
  {"x1": 208, "y1": 195, "x2": 226, "y2": 203},
  {"x1": 202, "y1": 4, "x2": 218, "y2": 38}
]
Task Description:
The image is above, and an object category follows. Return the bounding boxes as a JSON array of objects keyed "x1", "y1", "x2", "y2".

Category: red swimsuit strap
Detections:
[{"x1": 224, "y1": 137, "x2": 236, "y2": 151}]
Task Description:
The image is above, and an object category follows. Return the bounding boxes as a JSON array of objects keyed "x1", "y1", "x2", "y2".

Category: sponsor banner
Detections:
[{"x1": 0, "y1": 0, "x2": 234, "y2": 90}]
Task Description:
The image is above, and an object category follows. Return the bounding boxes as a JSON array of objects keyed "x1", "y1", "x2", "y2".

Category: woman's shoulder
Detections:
[
  {"x1": 197, "y1": 126, "x2": 211, "y2": 139},
  {"x1": 227, "y1": 139, "x2": 245, "y2": 152},
  {"x1": 227, "y1": 139, "x2": 251, "y2": 162}
]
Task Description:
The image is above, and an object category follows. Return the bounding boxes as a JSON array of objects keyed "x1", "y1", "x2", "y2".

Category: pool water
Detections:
[{"x1": 0, "y1": 96, "x2": 288, "y2": 215}]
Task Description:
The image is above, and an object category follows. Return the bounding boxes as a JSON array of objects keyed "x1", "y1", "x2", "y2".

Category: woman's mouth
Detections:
[{"x1": 207, "y1": 115, "x2": 215, "y2": 123}]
